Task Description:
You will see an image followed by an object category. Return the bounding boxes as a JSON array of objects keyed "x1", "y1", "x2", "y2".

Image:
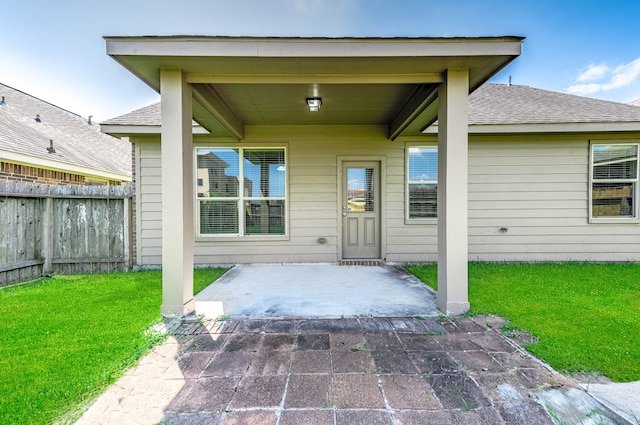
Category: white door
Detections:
[{"x1": 342, "y1": 161, "x2": 380, "y2": 259}]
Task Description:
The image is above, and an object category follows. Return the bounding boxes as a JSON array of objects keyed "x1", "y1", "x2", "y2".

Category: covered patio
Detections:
[{"x1": 104, "y1": 36, "x2": 523, "y2": 316}]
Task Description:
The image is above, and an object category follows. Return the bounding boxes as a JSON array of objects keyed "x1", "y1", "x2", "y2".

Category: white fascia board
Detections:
[
  {"x1": 424, "y1": 122, "x2": 640, "y2": 134},
  {"x1": 100, "y1": 124, "x2": 209, "y2": 136},
  {"x1": 0, "y1": 150, "x2": 131, "y2": 182},
  {"x1": 105, "y1": 36, "x2": 523, "y2": 58}
]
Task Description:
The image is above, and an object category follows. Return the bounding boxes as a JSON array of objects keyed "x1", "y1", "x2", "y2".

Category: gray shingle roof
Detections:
[
  {"x1": 102, "y1": 83, "x2": 640, "y2": 130},
  {"x1": 0, "y1": 83, "x2": 131, "y2": 178},
  {"x1": 102, "y1": 103, "x2": 162, "y2": 126},
  {"x1": 469, "y1": 84, "x2": 640, "y2": 125}
]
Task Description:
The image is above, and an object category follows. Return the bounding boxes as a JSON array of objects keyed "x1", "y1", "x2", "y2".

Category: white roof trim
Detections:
[
  {"x1": 105, "y1": 36, "x2": 524, "y2": 59},
  {"x1": 100, "y1": 124, "x2": 210, "y2": 136},
  {"x1": 424, "y1": 122, "x2": 640, "y2": 134}
]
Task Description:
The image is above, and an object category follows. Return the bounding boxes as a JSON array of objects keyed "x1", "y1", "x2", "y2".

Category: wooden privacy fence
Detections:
[{"x1": 0, "y1": 181, "x2": 133, "y2": 287}]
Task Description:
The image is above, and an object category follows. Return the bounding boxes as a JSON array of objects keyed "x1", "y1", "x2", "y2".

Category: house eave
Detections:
[
  {"x1": 0, "y1": 150, "x2": 132, "y2": 182},
  {"x1": 100, "y1": 124, "x2": 210, "y2": 137},
  {"x1": 423, "y1": 122, "x2": 640, "y2": 135}
]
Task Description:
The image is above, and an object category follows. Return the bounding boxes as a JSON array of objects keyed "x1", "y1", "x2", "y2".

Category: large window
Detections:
[
  {"x1": 590, "y1": 143, "x2": 639, "y2": 220},
  {"x1": 407, "y1": 146, "x2": 438, "y2": 219},
  {"x1": 196, "y1": 147, "x2": 286, "y2": 236}
]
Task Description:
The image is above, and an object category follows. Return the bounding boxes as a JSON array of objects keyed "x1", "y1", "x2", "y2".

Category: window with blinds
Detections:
[
  {"x1": 196, "y1": 147, "x2": 286, "y2": 236},
  {"x1": 591, "y1": 143, "x2": 639, "y2": 219},
  {"x1": 407, "y1": 147, "x2": 438, "y2": 219}
]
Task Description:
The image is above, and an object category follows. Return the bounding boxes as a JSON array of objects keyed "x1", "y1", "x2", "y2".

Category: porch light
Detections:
[{"x1": 306, "y1": 97, "x2": 322, "y2": 112}]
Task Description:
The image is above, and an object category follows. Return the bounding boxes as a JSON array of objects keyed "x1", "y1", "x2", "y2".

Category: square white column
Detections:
[
  {"x1": 437, "y1": 68, "x2": 470, "y2": 315},
  {"x1": 160, "y1": 68, "x2": 195, "y2": 316}
]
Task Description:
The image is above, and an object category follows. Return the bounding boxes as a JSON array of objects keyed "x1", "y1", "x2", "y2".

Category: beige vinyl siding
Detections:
[
  {"x1": 135, "y1": 126, "x2": 410, "y2": 265},
  {"x1": 133, "y1": 127, "x2": 640, "y2": 266},
  {"x1": 135, "y1": 140, "x2": 163, "y2": 265},
  {"x1": 468, "y1": 137, "x2": 640, "y2": 262}
]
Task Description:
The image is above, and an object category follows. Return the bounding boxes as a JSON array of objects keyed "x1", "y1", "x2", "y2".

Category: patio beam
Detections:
[
  {"x1": 160, "y1": 68, "x2": 195, "y2": 316},
  {"x1": 192, "y1": 84, "x2": 244, "y2": 140},
  {"x1": 388, "y1": 84, "x2": 439, "y2": 140},
  {"x1": 437, "y1": 68, "x2": 470, "y2": 316},
  {"x1": 187, "y1": 73, "x2": 444, "y2": 85}
]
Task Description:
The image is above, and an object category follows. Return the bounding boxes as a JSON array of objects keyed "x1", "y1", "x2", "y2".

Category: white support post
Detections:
[
  {"x1": 437, "y1": 68, "x2": 470, "y2": 316},
  {"x1": 160, "y1": 68, "x2": 195, "y2": 316}
]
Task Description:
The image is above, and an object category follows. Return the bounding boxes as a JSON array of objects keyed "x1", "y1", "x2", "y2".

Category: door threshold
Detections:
[{"x1": 340, "y1": 260, "x2": 384, "y2": 266}]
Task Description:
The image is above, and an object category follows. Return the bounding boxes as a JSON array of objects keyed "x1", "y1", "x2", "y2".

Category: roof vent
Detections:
[
  {"x1": 88, "y1": 115, "x2": 93, "y2": 125},
  {"x1": 47, "y1": 139, "x2": 56, "y2": 154},
  {"x1": 35, "y1": 114, "x2": 41, "y2": 122},
  {"x1": 0, "y1": 96, "x2": 5, "y2": 105}
]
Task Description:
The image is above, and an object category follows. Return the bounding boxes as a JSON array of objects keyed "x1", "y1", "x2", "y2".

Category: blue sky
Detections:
[{"x1": 1, "y1": 0, "x2": 639, "y2": 122}]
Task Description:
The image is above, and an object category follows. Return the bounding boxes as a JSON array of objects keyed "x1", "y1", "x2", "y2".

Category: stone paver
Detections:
[{"x1": 75, "y1": 316, "x2": 627, "y2": 425}]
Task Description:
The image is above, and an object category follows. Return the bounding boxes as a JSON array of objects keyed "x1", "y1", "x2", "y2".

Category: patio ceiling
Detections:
[{"x1": 105, "y1": 36, "x2": 523, "y2": 140}]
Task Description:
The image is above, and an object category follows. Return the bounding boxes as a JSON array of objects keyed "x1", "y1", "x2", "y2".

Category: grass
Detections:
[
  {"x1": 405, "y1": 262, "x2": 640, "y2": 382},
  {"x1": 0, "y1": 268, "x2": 227, "y2": 425}
]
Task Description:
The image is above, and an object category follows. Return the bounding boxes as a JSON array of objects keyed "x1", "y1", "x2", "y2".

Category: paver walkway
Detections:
[{"x1": 76, "y1": 316, "x2": 627, "y2": 425}]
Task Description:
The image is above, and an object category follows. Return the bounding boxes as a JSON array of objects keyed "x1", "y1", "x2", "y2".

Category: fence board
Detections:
[{"x1": 0, "y1": 183, "x2": 132, "y2": 286}]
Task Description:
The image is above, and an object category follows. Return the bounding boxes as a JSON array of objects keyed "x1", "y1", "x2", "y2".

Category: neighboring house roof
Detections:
[
  {"x1": 103, "y1": 83, "x2": 640, "y2": 136},
  {"x1": 0, "y1": 83, "x2": 131, "y2": 181},
  {"x1": 631, "y1": 98, "x2": 640, "y2": 107}
]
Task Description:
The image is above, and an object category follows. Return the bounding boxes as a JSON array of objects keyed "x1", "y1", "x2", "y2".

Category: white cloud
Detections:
[
  {"x1": 568, "y1": 58, "x2": 640, "y2": 96},
  {"x1": 609, "y1": 59, "x2": 640, "y2": 88},
  {"x1": 576, "y1": 63, "x2": 609, "y2": 82}
]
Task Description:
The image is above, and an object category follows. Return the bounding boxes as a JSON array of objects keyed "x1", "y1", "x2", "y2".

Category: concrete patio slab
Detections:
[{"x1": 195, "y1": 264, "x2": 438, "y2": 319}]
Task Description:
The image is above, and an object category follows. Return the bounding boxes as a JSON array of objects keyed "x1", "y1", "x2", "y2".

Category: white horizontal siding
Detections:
[{"x1": 133, "y1": 130, "x2": 640, "y2": 266}]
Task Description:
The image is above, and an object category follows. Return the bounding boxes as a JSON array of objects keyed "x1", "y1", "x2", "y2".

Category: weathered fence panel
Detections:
[{"x1": 0, "y1": 181, "x2": 132, "y2": 286}]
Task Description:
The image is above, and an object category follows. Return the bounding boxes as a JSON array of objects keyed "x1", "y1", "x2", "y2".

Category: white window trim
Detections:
[
  {"x1": 405, "y1": 142, "x2": 438, "y2": 224},
  {"x1": 589, "y1": 141, "x2": 640, "y2": 224},
  {"x1": 194, "y1": 145, "x2": 289, "y2": 239}
]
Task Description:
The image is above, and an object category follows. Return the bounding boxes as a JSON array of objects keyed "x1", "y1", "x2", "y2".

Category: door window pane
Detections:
[{"x1": 347, "y1": 168, "x2": 374, "y2": 212}]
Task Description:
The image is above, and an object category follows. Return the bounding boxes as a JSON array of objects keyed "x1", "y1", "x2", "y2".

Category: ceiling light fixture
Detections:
[{"x1": 306, "y1": 98, "x2": 322, "y2": 112}]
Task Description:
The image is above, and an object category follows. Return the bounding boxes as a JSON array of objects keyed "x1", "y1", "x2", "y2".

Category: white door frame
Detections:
[{"x1": 337, "y1": 155, "x2": 387, "y2": 261}]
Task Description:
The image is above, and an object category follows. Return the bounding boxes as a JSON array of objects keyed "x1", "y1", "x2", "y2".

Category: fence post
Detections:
[
  {"x1": 123, "y1": 196, "x2": 132, "y2": 270},
  {"x1": 41, "y1": 196, "x2": 53, "y2": 275}
]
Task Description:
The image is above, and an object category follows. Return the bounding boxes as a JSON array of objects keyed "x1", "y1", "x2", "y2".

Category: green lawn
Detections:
[
  {"x1": 406, "y1": 262, "x2": 640, "y2": 382},
  {"x1": 0, "y1": 268, "x2": 227, "y2": 425}
]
